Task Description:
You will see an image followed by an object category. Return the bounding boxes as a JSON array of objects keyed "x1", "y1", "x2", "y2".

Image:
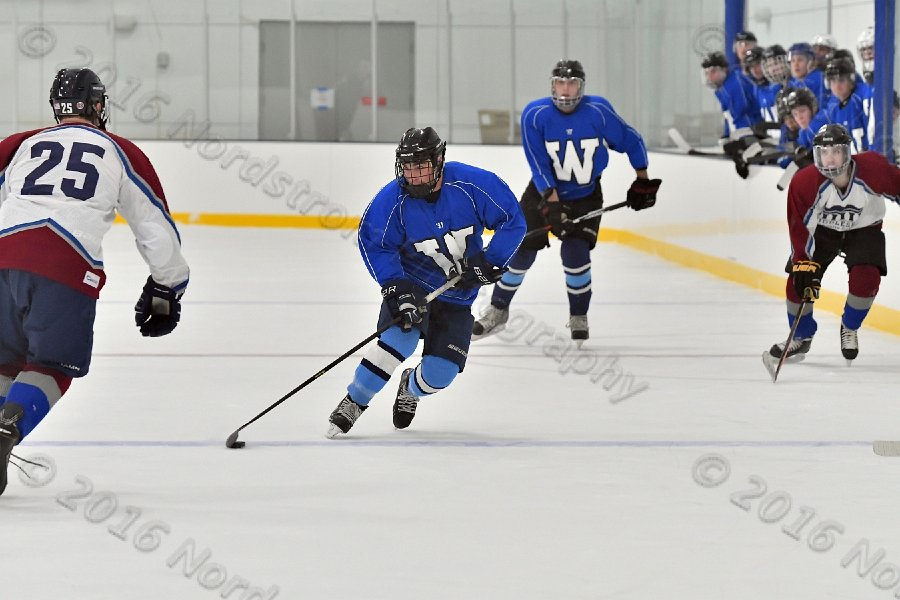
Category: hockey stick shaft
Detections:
[
  {"x1": 771, "y1": 300, "x2": 808, "y2": 382},
  {"x1": 226, "y1": 276, "x2": 461, "y2": 443},
  {"x1": 522, "y1": 200, "x2": 630, "y2": 241}
]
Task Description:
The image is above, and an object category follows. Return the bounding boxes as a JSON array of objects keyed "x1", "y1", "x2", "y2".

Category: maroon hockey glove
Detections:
[
  {"x1": 626, "y1": 178, "x2": 661, "y2": 210},
  {"x1": 791, "y1": 260, "x2": 822, "y2": 301}
]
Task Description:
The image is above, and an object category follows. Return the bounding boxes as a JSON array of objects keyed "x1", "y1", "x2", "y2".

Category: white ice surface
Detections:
[{"x1": 5, "y1": 226, "x2": 900, "y2": 600}]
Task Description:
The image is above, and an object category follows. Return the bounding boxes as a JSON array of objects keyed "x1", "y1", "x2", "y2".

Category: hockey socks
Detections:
[
  {"x1": 561, "y1": 238, "x2": 592, "y2": 316},
  {"x1": 406, "y1": 355, "x2": 458, "y2": 397},
  {"x1": 347, "y1": 325, "x2": 418, "y2": 405},
  {"x1": 491, "y1": 249, "x2": 537, "y2": 308},
  {"x1": 2, "y1": 369, "x2": 68, "y2": 439},
  {"x1": 786, "y1": 300, "x2": 817, "y2": 340}
]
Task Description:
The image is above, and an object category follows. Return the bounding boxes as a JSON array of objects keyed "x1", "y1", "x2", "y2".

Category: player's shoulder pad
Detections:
[{"x1": 790, "y1": 162, "x2": 827, "y2": 190}]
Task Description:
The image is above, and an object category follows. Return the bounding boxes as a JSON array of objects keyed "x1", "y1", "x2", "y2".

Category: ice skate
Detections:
[
  {"x1": 472, "y1": 304, "x2": 509, "y2": 340},
  {"x1": 0, "y1": 403, "x2": 23, "y2": 497},
  {"x1": 326, "y1": 394, "x2": 367, "y2": 438},
  {"x1": 392, "y1": 368, "x2": 420, "y2": 430},
  {"x1": 567, "y1": 315, "x2": 589, "y2": 349},
  {"x1": 840, "y1": 324, "x2": 858, "y2": 363},
  {"x1": 767, "y1": 336, "x2": 812, "y2": 361}
]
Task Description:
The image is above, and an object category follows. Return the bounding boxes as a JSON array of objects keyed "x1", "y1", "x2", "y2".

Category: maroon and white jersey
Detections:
[
  {"x1": 787, "y1": 151, "x2": 900, "y2": 261},
  {"x1": 0, "y1": 123, "x2": 189, "y2": 299}
]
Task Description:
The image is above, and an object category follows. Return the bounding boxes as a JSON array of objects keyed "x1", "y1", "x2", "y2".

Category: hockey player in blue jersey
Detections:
[
  {"x1": 472, "y1": 59, "x2": 660, "y2": 346},
  {"x1": 824, "y1": 57, "x2": 870, "y2": 152},
  {"x1": 326, "y1": 127, "x2": 525, "y2": 437}
]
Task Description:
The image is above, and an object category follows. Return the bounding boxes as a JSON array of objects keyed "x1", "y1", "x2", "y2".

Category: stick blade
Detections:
[
  {"x1": 667, "y1": 128, "x2": 692, "y2": 153},
  {"x1": 225, "y1": 431, "x2": 245, "y2": 449},
  {"x1": 873, "y1": 441, "x2": 900, "y2": 456},
  {"x1": 761, "y1": 351, "x2": 778, "y2": 382}
]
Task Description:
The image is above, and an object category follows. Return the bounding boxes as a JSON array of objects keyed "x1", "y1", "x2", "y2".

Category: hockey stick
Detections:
[
  {"x1": 225, "y1": 275, "x2": 461, "y2": 449},
  {"x1": 667, "y1": 128, "x2": 726, "y2": 157},
  {"x1": 522, "y1": 200, "x2": 630, "y2": 242},
  {"x1": 669, "y1": 127, "x2": 789, "y2": 164},
  {"x1": 762, "y1": 300, "x2": 808, "y2": 383}
]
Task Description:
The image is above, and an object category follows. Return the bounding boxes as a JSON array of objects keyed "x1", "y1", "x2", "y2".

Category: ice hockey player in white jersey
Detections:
[
  {"x1": 0, "y1": 68, "x2": 190, "y2": 496},
  {"x1": 766, "y1": 124, "x2": 900, "y2": 366}
]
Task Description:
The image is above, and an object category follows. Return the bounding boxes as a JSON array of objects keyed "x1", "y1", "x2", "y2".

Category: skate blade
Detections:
[
  {"x1": 873, "y1": 441, "x2": 900, "y2": 456},
  {"x1": 761, "y1": 351, "x2": 806, "y2": 381},
  {"x1": 325, "y1": 424, "x2": 344, "y2": 439}
]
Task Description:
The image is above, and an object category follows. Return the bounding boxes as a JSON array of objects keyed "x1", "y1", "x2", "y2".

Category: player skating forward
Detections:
[
  {"x1": 326, "y1": 127, "x2": 525, "y2": 437},
  {"x1": 472, "y1": 60, "x2": 660, "y2": 346},
  {"x1": 765, "y1": 124, "x2": 900, "y2": 369},
  {"x1": 0, "y1": 69, "x2": 189, "y2": 495}
]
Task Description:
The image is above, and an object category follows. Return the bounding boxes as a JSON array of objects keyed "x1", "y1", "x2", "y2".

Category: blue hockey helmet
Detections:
[
  {"x1": 395, "y1": 127, "x2": 446, "y2": 198},
  {"x1": 49, "y1": 68, "x2": 108, "y2": 129},
  {"x1": 788, "y1": 42, "x2": 815, "y2": 61}
]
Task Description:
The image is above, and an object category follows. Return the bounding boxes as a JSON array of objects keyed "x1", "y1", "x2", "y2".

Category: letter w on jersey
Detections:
[{"x1": 545, "y1": 138, "x2": 600, "y2": 184}]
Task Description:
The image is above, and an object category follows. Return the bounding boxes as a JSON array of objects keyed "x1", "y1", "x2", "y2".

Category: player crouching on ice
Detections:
[
  {"x1": 326, "y1": 127, "x2": 525, "y2": 438},
  {"x1": 766, "y1": 123, "x2": 900, "y2": 367}
]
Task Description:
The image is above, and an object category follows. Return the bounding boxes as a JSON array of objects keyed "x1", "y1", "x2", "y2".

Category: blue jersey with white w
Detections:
[
  {"x1": 358, "y1": 161, "x2": 526, "y2": 306},
  {"x1": 521, "y1": 95, "x2": 648, "y2": 201}
]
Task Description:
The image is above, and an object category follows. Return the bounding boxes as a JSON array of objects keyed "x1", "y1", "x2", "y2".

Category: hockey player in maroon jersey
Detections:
[
  {"x1": 0, "y1": 69, "x2": 190, "y2": 495},
  {"x1": 766, "y1": 124, "x2": 900, "y2": 365}
]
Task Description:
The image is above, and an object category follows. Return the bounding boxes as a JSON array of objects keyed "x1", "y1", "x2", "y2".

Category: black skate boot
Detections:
[
  {"x1": 567, "y1": 315, "x2": 589, "y2": 348},
  {"x1": 392, "y1": 368, "x2": 419, "y2": 429},
  {"x1": 0, "y1": 403, "x2": 24, "y2": 497},
  {"x1": 326, "y1": 394, "x2": 367, "y2": 438},
  {"x1": 472, "y1": 305, "x2": 509, "y2": 340},
  {"x1": 768, "y1": 337, "x2": 813, "y2": 360},
  {"x1": 840, "y1": 324, "x2": 858, "y2": 361}
]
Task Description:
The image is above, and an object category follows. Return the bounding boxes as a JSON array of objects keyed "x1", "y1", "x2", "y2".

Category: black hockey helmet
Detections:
[
  {"x1": 49, "y1": 68, "x2": 108, "y2": 129},
  {"x1": 762, "y1": 45, "x2": 790, "y2": 84},
  {"x1": 395, "y1": 127, "x2": 446, "y2": 198},
  {"x1": 744, "y1": 47, "x2": 764, "y2": 67},
  {"x1": 775, "y1": 86, "x2": 797, "y2": 121},
  {"x1": 825, "y1": 57, "x2": 856, "y2": 82},
  {"x1": 701, "y1": 51, "x2": 729, "y2": 69},
  {"x1": 812, "y1": 123, "x2": 852, "y2": 178},
  {"x1": 734, "y1": 30, "x2": 757, "y2": 43},
  {"x1": 550, "y1": 59, "x2": 585, "y2": 111},
  {"x1": 784, "y1": 87, "x2": 818, "y2": 115},
  {"x1": 825, "y1": 48, "x2": 856, "y2": 67}
]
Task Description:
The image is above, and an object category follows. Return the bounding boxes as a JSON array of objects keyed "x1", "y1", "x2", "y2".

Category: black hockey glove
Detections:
[
  {"x1": 381, "y1": 279, "x2": 427, "y2": 331},
  {"x1": 626, "y1": 178, "x2": 662, "y2": 210},
  {"x1": 791, "y1": 260, "x2": 822, "y2": 301},
  {"x1": 134, "y1": 276, "x2": 183, "y2": 337},
  {"x1": 537, "y1": 195, "x2": 571, "y2": 238},
  {"x1": 455, "y1": 251, "x2": 507, "y2": 289}
]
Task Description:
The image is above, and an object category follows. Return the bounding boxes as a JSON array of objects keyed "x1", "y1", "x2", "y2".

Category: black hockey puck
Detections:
[{"x1": 225, "y1": 431, "x2": 245, "y2": 449}]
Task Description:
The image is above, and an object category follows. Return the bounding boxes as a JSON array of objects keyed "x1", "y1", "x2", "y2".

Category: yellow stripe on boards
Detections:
[
  {"x1": 600, "y1": 228, "x2": 900, "y2": 337},
  {"x1": 111, "y1": 213, "x2": 898, "y2": 336}
]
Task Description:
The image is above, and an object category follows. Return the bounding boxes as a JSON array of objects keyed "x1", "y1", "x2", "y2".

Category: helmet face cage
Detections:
[
  {"x1": 813, "y1": 124, "x2": 852, "y2": 178},
  {"x1": 49, "y1": 68, "x2": 108, "y2": 129},
  {"x1": 550, "y1": 76, "x2": 585, "y2": 111},
  {"x1": 813, "y1": 143, "x2": 851, "y2": 178},
  {"x1": 762, "y1": 52, "x2": 790, "y2": 84},
  {"x1": 395, "y1": 127, "x2": 447, "y2": 197},
  {"x1": 550, "y1": 60, "x2": 586, "y2": 111}
]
